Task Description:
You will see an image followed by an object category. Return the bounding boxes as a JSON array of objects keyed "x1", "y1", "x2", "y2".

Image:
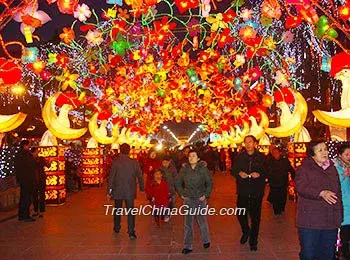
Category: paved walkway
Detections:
[{"x1": 0, "y1": 173, "x2": 300, "y2": 260}]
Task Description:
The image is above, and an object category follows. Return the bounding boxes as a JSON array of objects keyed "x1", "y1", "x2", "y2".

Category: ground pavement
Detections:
[{"x1": 0, "y1": 172, "x2": 301, "y2": 260}]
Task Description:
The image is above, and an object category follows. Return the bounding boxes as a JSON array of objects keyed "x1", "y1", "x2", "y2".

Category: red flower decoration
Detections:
[
  {"x1": 223, "y1": 9, "x2": 236, "y2": 23},
  {"x1": 56, "y1": 53, "x2": 69, "y2": 68},
  {"x1": 217, "y1": 28, "x2": 234, "y2": 48},
  {"x1": 174, "y1": 0, "x2": 199, "y2": 14}
]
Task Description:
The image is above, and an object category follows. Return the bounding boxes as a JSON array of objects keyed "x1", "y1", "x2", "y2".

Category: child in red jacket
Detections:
[{"x1": 150, "y1": 169, "x2": 171, "y2": 226}]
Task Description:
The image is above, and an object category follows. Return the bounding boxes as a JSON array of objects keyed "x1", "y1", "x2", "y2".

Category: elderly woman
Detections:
[
  {"x1": 295, "y1": 140, "x2": 343, "y2": 260},
  {"x1": 334, "y1": 144, "x2": 350, "y2": 259}
]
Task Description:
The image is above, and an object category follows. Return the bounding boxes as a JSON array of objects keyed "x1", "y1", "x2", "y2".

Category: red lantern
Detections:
[
  {"x1": 285, "y1": 16, "x2": 302, "y2": 29},
  {"x1": 57, "y1": 0, "x2": 79, "y2": 14},
  {"x1": 0, "y1": 58, "x2": 22, "y2": 85}
]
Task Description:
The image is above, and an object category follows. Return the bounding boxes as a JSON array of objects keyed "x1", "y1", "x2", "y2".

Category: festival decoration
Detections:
[
  {"x1": 81, "y1": 148, "x2": 104, "y2": 185},
  {"x1": 38, "y1": 146, "x2": 67, "y2": 205},
  {"x1": 0, "y1": 112, "x2": 27, "y2": 133},
  {"x1": 42, "y1": 93, "x2": 88, "y2": 140},
  {"x1": 0, "y1": 0, "x2": 348, "y2": 145},
  {"x1": 266, "y1": 89, "x2": 308, "y2": 137},
  {"x1": 313, "y1": 52, "x2": 350, "y2": 128}
]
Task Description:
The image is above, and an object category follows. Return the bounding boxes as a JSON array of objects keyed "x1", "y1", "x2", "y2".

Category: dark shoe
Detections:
[
  {"x1": 182, "y1": 248, "x2": 192, "y2": 254},
  {"x1": 22, "y1": 217, "x2": 36, "y2": 222},
  {"x1": 250, "y1": 244, "x2": 257, "y2": 251},
  {"x1": 38, "y1": 214, "x2": 44, "y2": 218},
  {"x1": 129, "y1": 233, "x2": 137, "y2": 240},
  {"x1": 113, "y1": 228, "x2": 120, "y2": 233},
  {"x1": 203, "y1": 242, "x2": 210, "y2": 249},
  {"x1": 240, "y1": 233, "x2": 249, "y2": 244},
  {"x1": 32, "y1": 212, "x2": 39, "y2": 217}
]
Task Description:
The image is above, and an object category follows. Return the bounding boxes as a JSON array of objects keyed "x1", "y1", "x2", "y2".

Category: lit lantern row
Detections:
[
  {"x1": 82, "y1": 148, "x2": 104, "y2": 185},
  {"x1": 38, "y1": 146, "x2": 67, "y2": 205}
]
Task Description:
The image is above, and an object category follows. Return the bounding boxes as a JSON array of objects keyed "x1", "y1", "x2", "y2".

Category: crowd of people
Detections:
[{"x1": 13, "y1": 137, "x2": 350, "y2": 259}]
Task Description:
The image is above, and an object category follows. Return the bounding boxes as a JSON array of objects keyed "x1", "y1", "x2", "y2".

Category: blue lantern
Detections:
[{"x1": 321, "y1": 55, "x2": 331, "y2": 72}]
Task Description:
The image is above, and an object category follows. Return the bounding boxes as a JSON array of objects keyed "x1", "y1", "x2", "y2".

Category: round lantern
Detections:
[{"x1": 0, "y1": 58, "x2": 22, "y2": 85}]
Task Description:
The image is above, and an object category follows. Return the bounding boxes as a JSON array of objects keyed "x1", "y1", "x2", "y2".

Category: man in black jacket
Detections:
[
  {"x1": 231, "y1": 135, "x2": 266, "y2": 251},
  {"x1": 266, "y1": 147, "x2": 295, "y2": 216},
  {"x1": 108, "y1": 143, "x2": 144, "y2": 240},
  {"x1": 15, "y1": 140, "x2": 37, "y2": 222}
]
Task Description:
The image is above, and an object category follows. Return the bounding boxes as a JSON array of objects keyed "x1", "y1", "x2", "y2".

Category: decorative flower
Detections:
[
  {"x1": 264, "y1": 36, "x2": 276, "y2": 50},
  {"x1": 282, "y1": 31, "x2": 294, "y2": 43},
  {"x1": 59, "y1": 27, "x2": 75, "y2": 44},
  {"x1": 74, "y1": 4, "x2": 91, "y2": 22},
  {"x1": 23, "y1": 47, "x2": 39, "y2": 63},
  {"x1": 153, "y1": 17, "x2": 177, "y2": 33},
  {"x1": 239, "y1": 26, "x2": 257, "y2": 42},
  {"x1": 85, "y1": 30, "x2": 103, "y2": 46},
  {"x1": 47, "y1": 53, "x2": 57, "y2": 65},
  {"x1": 261, "y1": 0, "x2": 282, "y2": 19},
  {"x1": 13, "y1": 2, "x2": 51, "y2": 37},
  {"x1": 240, "y1": 8, "x2": 253, "y2": 21},
  {"x1": 233, "y1": 54, "x2": 245, "y2": 68},
  {"x1": 223, "y1": 9, "x2": 236, "y2": 23},
  {"x1": 206, "y1": 13, "x2": 228, "y2": 32},
  {"x1": 118, "y1": 8, "x2": 130, "y2": 20},
  {"x1": 274, "y1": 70, "x2": 289, "y2": 87},
  {"x1": 217, "y1": 28, "x2": 234, "y2": 48},
  {"x1": 187, "y1": 18, "x2": 200, "y2": 37},
  {"x1": 56, "y1": 70, "x2": 79, "y2": 90},
  {"x1": 56, "y1": 53, "x2": 70, "y2": 68}
]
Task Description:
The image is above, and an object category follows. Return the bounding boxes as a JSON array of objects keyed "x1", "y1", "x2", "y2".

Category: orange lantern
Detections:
[{"x1": 262, "y1": 94, "x2": 273, "y2": 107}]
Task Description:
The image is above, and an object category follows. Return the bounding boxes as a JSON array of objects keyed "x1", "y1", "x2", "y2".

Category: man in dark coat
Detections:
[
  {"x1": 266, "y1": 147, "x2": 295, "y2": 215},
  {"x1": 231, "y1": 135, "x2": 266, "y2": 251},
  {"x1": 108, "y1": 143, "x2": 144, "y2": 240},
  {"x1": 31, "y1": 147, "x2": 48, "y2": 217},
  {"x1": 15, "y1": 140, "x2": 37, "y2": 222}
]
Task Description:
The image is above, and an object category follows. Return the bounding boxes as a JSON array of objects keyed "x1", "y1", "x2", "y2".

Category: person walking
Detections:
[
  {"x1": 175, "y1": 150, "x2": 213, "y2": 255},
  {"x1": 15, "y1": 140, "x2": 37, "y2": 222},
  {"x1": 295, "y1": 140, "x2": 343, "y2": 260},
  {"x1": 107, "y1": 143, "x2": 144, "y2": 240},
  {"x1": 231, "y1": 135, "x2": 266, "y2": 251},
  {"x1": 266, "y1": 147, "x2": 295, "y2": 216}
]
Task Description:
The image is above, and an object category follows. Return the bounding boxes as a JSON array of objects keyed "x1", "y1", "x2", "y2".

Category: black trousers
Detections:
[
  {"x1": 341, "y1": 225, "x2": 350, "y2": 260},
  {"x1": 237, "y1": 195, "x2": 263, "y2": 246},
  {"x1": 18, "y1": 184, "x2": 33, "y2": 220},
  {"x1": 114, "y1": 199, "x2": 135, "y2": 234},
  {"x1": 268, "y1": 186, "x2": 287, "y2": 215},
  {"x1": 33, "y1": 185, "x2": 46, "y2": 213}
]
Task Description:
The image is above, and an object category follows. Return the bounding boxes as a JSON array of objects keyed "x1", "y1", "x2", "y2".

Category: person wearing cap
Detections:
[{"x1": 14, "y1": 140, "x2": 38, "y2": 222}]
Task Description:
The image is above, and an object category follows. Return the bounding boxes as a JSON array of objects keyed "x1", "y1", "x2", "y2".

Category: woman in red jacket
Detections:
[{"x1": 295, "y1": 140, "x2": 343, "y2": 260}]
